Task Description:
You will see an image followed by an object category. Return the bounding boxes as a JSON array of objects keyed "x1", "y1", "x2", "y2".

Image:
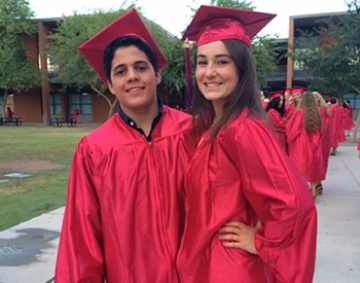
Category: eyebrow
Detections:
[
  {"x1": 112, "y1": 60, "x2": 149, "y2": 71},
  {"x1": 196, "y1": 54, "x2": 232, "y2": 59}
]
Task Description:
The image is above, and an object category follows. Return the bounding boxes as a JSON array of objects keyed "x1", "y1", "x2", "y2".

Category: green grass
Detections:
[
  {"x1": 0, "y1": 127, "x2": 93, "y2": 164},
  {"x1": 0, "y1": 126, "x2": 93, "y2": 231}
]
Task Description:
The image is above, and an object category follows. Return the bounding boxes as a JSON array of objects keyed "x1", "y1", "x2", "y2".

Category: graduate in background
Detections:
[
  {"x1": 283, "y1": 87, "x2": 293, "y2": 119},
  {"x1": 284, "y1": 86, "x2": 305, "y2": 120},
  {"x1": 313, "y1": 91, "x2": 332, "y2": 195},
  {"x1": 265, "y1": 90, "x2": 287, "y2": 152},
  {"x1": 261, "y1": 90, "x2": 270, "y2": 109},
  {"x1": 55, "y1": 9, "x2": 198, "y2": 282},
  {"x1": 287, "y1": 92, "x2": 324, "y2": 200},
  {"x1": 284, "y1": 87, "x2": 292, "y2": 104},
  {"x1": 5, "y1": 107, "x2": 13, "y2": 121},
  {"x1": 176, "y1": 5, "x2": 317, "y2": 283},
  {"x1": 329, "y1": 97, "x2": 346, "y2": 156},
  {"x1": 342, "y1": 101, "x2": 355, "y2": 136}
]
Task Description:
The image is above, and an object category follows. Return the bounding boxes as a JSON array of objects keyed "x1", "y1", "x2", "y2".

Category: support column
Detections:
[
  {"x1": 38, "y1": 22, "x2": 50, "y2": 124},
  {"x1": 286, "y1": 18, "x2": 295, "y2": 88}
]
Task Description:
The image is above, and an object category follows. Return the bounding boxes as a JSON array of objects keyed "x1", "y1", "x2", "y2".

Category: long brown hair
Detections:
[
  {"x1": 191, "y1": 39, "x2": 266, "y2": 139},
  {"x1": 300, "y1": 92, "x2": 322, "y2": 132}
]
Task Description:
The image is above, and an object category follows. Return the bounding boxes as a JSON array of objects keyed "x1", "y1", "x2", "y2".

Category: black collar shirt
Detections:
[{"x1": 117, "y1": 100, "x2": 163, "y2": 142}]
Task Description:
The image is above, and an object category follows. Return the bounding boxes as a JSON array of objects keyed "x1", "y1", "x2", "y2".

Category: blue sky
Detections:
[{"x1": 29, "y1": 0, "x2": 348, "y2": 38}]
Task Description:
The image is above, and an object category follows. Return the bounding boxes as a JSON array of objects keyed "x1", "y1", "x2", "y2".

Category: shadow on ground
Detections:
[{"x1": 0, "y1": 228, "x2": 59, "y2": 266}]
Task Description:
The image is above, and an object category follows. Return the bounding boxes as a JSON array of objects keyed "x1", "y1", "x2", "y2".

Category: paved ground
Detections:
[{"x1": 0, "y1": 142, "x2": 359, "y2": 283}]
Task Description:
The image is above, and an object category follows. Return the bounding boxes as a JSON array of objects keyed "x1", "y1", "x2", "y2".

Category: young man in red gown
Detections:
[{"x1": 55, "y1": 9, "x2": 198, "y2": 282}]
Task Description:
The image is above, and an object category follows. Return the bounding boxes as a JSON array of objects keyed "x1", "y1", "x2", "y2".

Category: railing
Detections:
[{"x1": 266, "y1": 65, "x2": 311, "y2": 82}]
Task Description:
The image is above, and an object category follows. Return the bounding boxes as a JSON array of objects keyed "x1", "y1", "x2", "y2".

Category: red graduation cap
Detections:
[
  {"x1": 269, "y1": 91, "x2": 283, "y2": 100},
  {"x1": 78, "y1": 8, "x2": 168, "y2": 84},
  {"x1": 292, "y1": 86, "x2": 306, "y2": 95},
  {"x1": 284, "y1": 87, "x2": 292, "y2": 94},
  {"x1": 182, "y1": 5, "x2": 276, "y2": 48}
]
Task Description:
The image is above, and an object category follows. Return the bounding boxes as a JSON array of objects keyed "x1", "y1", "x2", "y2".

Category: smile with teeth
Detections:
[
  {"x1": 127, "y1": 87, "x2": 144, "y2": 92},
  {"x1": 205, "y1": 83, "x2": 222, "y2": 88}
]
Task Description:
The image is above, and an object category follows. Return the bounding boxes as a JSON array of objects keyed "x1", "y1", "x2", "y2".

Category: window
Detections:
[
  {"x1": 50, "y1": 93, "x2": 62, "y2": 115},
  {"x1": 68, "y1": 93, "x2": 92, "y2": 115},
  {"x1": 343, "y1": 93, "x2": 360, "y2": 121},
  {"x1": 343, "y1": 94, "x2": 360, "y2": 110}
]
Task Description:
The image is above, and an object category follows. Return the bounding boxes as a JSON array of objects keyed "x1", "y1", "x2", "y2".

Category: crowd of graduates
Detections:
[{"x1": 260, "y1": 87, "x2": 357, "y2": 200}]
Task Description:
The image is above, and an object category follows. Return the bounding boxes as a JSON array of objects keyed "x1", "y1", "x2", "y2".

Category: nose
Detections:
[
  {"x1": 204, "y1": 63, "x2": 216, "y2": 78},
  {"x1": 127, "y1": 67, "x2": 140, "y2": 81}
]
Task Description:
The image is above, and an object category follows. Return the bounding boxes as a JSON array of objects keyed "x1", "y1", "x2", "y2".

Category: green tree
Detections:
[
  {"x1": 209, "y1": 0, "x2": 255, "y2": 9},
  {"x1": 145, "y1": 20, "x2": 187, "y2": 96},
  {"x1": 0, "y1": 0, "x2": 40, "y2": 116},
  {"x1": 290, "y1": 0, "x2": 360, "y2": 139},
  {"x1": 291, "y1": 0, "x2": 360, "y2": 96}
]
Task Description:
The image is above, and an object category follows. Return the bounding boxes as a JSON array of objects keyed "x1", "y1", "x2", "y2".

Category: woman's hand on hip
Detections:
[{"x1": 218, "y1": 221, "x2": 258, "y2": 255}]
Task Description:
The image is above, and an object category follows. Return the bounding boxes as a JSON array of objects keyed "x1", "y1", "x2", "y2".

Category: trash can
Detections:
[{"x1": 46, "y1": 118, "x2": 52, "y2": 127}]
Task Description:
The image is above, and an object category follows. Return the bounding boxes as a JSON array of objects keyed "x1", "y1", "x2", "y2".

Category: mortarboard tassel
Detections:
[{"x1": 183, "y1": 27, "x2": 193, "y2": 108}]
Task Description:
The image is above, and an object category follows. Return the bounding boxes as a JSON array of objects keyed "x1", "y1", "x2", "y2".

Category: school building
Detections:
[
  {"x1": 0, "y1": 11, "x2": 359, "y2": 123},
  {"x1": 0, "y1": 16, "x2": 183, "y2": 124},
  {"x1": 265, "y1": 10, "x2": 359, "y2": 119}
]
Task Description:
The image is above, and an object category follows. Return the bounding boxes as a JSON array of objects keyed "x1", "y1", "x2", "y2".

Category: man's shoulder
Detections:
[
  {"x1": 163, "y1": 106, "x2": 191, "y2": 119},
  {"x1": 85, "y1": 115, "x2": 120, "y2": 145},
  {"x1": 161, "y1": 106, "x2": 193, "y2": 131}
]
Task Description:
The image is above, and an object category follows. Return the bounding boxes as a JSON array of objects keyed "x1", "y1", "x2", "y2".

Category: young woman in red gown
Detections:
[
  {"x1": 265, "y1": 91, "x2": 287, "y2": 152},
  {"x1": 312, "y1": 91, "x2": 332, "y2": 195},
  {"x1": 176, "y1": 5, "x2": 317, "y2": 283},
  {"x1": 287, "y1": 92, "x2": 324, "y2": 199}
]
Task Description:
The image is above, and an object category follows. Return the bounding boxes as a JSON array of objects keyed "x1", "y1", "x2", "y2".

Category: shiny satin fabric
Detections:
[
  {"x1": 267, "y1": 108, "x2": 287, "y2": 152},
  {"x1": 342, "y1": 107, "x2": 355, "y2": 131},
  {"x1": 284, "y1": 103, "x2": 294, "y2": 120},
  {"x1": 330, "y1": 105, "x2": 346, "y2": 147},
  {"x1": 55, "y1": 106, "x2": 197, "y2": 283},
  {"x1": 287, "y1": 109, "x2": 324, "y2": 182},
  {"x1": 319, "y1": 107, "x2": 332, "y2": 178},
  {"x1": 177, "y1": 110, "x2": 317, "y2": 283}
]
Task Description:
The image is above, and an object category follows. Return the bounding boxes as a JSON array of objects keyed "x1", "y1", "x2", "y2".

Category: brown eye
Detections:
[{"x1": 197, "y1": 61, "x2": 206, "y2": 65}]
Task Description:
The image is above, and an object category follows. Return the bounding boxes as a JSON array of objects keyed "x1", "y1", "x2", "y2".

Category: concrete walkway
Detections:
[{"x1": 0, "y1": 143, "x2": 359, "y2": 283}]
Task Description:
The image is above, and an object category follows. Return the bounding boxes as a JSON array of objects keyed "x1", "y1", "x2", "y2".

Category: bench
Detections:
[
  {"x1": 3, "y1": 117, "x2": 22, "y2": 126},
  {"x1": 51, "y1": 117, "x2": 67, "y2": 127}
]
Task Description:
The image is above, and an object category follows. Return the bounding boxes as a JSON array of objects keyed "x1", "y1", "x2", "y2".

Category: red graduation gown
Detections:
[
  {"x1": 342, "y1": 107, "x2": 355, "y2": 130},
  {"x1": 358, "y1": 139, "x2": 360, "y2": 151},
  {"x1": 177, "y1": 110, "x2": 317, "y2": 283},
  {"x1": 287, "y1": 109, "x2": 324, "y2": 182},
  {"x1": 330, "y1": 104, "x2": 346, "y2": 147},
  {"x1": 267, "y1": 108, "x2": 287, "y2": 152},
  {"x1": 284, "y1": 103, "x2": 294, "y2": 119},
  {"x1": 262, "y1": 100, "x2": 269, "y2": 109},
  {"x1": 318, "y1": 107, "x2": 332, "y2": 178},
  {"x1": 55, "y1": 106, "x2": 197, "y2": 283}
]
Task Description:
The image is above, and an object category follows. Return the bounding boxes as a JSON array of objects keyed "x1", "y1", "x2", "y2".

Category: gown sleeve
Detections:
[
  {"x1": 221, "y1": 118, "x2": 317, "y2": 283},
  {"x1": 267, "y1": 109, "x2": 286, "y2": 133},
  {"x1": 55, "y1": 137, "x2": 105, "y2": 283}
]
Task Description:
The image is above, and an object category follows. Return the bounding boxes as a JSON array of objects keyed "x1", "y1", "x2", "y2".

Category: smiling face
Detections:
[
  {"x1": 293, "y1": 92, "x2": 302, "y2": 103},
  {"x1": 195, "y1": 41, "x2": 239, "y2": 110},
  {"x1": 284, "y1": 90, "x2": 292, "y2": 102},
  {"x1": 107, "y1": 46, "x2": 161, "y2": 112}
]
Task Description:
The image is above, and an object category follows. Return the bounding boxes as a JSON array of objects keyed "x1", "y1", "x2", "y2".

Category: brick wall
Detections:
[
  {"x1": 13, "y1": 89, "x2": 42, "y2": 122},
  {"x1": 92, "y1": 90, "x2": 117, "y2": 123}
]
